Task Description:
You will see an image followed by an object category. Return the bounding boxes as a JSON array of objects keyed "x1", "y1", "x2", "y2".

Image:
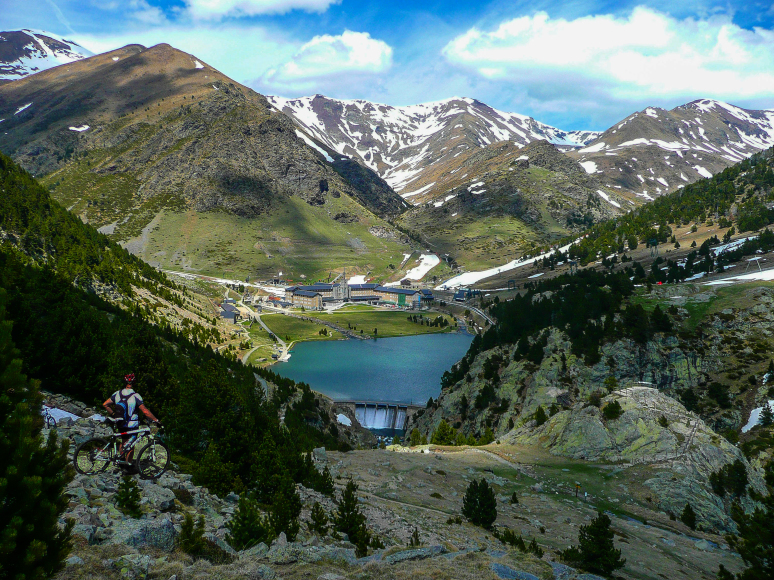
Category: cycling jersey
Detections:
[{"x1": 110, "y1": 388, "x2": 144, "y2": 430}]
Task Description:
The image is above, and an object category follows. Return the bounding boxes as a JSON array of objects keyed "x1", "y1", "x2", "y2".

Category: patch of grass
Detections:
[
  {"x1": 314, "y1": 308, "x2": 455, "y2": 338},
  {"x1": 260, "y1": 314, "x2": 341, "y2": 343}
]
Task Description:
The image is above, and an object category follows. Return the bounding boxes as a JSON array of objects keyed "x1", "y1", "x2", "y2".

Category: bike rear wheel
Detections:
[
  {"x1": 135, "y1": 439, "x2": 170, "y2": 480},
  {"x1": 73, "y1": 438, "x2": 113, "y2": 475}
]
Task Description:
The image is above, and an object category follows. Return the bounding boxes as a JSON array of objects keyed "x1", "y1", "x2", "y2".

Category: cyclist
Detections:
[{"x1": 102, "y1": 373, "x2": 160, "y2": 465}]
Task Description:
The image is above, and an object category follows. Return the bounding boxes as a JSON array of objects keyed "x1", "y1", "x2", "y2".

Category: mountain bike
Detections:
[
  {"x1": 41, "y1": 405, "x2": 57, "y2": 428},
  {"x1": 73, "y1": 420, "x2": 170, "y2": 480}
]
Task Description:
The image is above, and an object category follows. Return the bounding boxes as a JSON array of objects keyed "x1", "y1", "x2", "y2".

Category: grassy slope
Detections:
[{"x1": 44, "y1": 150, "x2": 409, "y2": 281}]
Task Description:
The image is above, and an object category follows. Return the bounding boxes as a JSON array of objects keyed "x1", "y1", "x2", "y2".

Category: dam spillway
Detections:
[{"x1": 354, "y1": 402, "x2": 409, "y2": 431}]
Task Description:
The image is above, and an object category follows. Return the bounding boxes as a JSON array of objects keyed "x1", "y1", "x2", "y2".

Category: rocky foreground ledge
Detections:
[{"x1": 47, "y1": 415, "x2": 618, "y2": 580}]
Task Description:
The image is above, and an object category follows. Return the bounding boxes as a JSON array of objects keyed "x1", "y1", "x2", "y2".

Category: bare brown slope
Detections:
[{"x1": 0, "y1": 43, "x2": 406, "y2": 218}]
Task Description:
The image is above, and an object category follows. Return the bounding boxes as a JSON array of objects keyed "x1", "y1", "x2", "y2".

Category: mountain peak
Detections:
[{"x1": 0, "y1": 29, "x2": 92, "y2": 82}]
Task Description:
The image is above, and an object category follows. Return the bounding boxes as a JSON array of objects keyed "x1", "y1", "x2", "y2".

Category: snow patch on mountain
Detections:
[{"x1": 0, "y1": 29, "x2": 92, "y2": 81}]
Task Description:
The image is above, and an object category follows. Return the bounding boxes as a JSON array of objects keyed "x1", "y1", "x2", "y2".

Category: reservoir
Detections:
[{"x1": 274, "y1": 333, "x2": 473, "y2": 404}]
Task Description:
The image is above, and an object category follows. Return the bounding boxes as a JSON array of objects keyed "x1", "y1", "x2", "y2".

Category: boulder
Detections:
[
  {"x1": 313, "y1": 447, "x2": 328, "y2": 463},
  {"x1": 384, "y1": 545, "x2": 445, "y2": 564},
  {"x1": 123, "y1": 518, "x2": 178, "y2": 552},
  {"x1": 138, "y1": 481, "x2": 176, "y2": 512}
]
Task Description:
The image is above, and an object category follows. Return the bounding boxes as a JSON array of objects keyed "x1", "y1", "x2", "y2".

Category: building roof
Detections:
[
  {"x1": 221, "y1": 303, "x2": 238, "y2": 312},
  {"x1": 350, "y1": 295, "x2": 380, "y2": 301},
  {"x1": 350, "y1": 283, "x2": 379, "y2": 290},
  {"x1": 420, "y1": 289, "x2": 434, "y2": 296},
  {"x1": 376, "y1": 286, "x2": 419, "y2": 296},
  {"x1": 294, "y1": 290, "x2": 322, "y2": 298}
]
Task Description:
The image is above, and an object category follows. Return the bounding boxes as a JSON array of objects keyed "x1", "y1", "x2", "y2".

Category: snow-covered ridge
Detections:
[
  {"x1": 574, "y1": 98, "x2": 774, "y2": 200},
  {"x1": 268, "y1": 94, "x2": 599, "y2": 194},
  {"x1": 0, "y1": 29, "x2": 92, "y2": 81}
]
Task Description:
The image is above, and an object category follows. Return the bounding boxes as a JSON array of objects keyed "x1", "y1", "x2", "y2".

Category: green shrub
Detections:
[
  {"x1": 602, "y1": 400, "x2": 623, "y2": 421},
  {"x1": 226, "y1": 494, "x2": 274, "y2": 550},
  {"x1": 681, "y1": 503, "x2": 697, "y2": 531},
  {"x1": 408, "y1": 528, "x2": 421, "y2": 547},
  {"x1": 179, "y1": 513, "x2": 207, "y2": 555},
  {"x1": 116, "y1": 475, "x2": 142, "y2": 518},
  {"x1": 308, "y1": 502, "x2": 329, "y2": 536},
  {"x1": 561, "y1": 511, "x2": 625, "y2": 575},
  {"x1": 462, "y1": 478, "x2": 497, "y2": 529},
  {"x1": 710, "y1": 459, "x2": 749, "y2": 497}
]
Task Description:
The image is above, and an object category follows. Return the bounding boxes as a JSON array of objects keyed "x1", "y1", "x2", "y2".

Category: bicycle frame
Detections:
[{"x1": 95, "y1": 425, "x2": 152, "y2": 463}]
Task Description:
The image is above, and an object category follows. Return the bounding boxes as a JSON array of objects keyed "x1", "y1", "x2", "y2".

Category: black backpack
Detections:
[{"x1": 109, "y1": 390, "x2": 133, "y2": 424}]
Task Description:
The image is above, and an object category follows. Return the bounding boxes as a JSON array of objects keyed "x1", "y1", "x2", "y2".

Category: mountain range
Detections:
[
  {"x1": 1, "y1": 30, "x2": 774, "y2": 283},
  {"x1": 0, "y1": 29, "x2": 91, "y2": 83}
]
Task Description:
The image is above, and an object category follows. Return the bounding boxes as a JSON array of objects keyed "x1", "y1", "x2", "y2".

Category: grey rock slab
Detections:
[
  {"x1": 318, "y1": 574, "x2": 345, "y2": 580},
  {"x1": 490, "y1": 563, "x2": 540, "y2": 580},
  {"x1": 384, "y1": 545, "x2": 445, "y2": 564},
  {"x1": 204, "y1": 532, "x2": 237, "y2": 556},
  {"x1": 65, "y1": 556, "x2": 84, "y2": 566},
  {"x1": 549, "y1": 562, "x2": 577, "y2": 580},
  {"x1": 313, "y1": 447, "x2": 328, "y2": 463},
  {"x1": 240, "y1": 541, "x2": 269, "y2": 559}
]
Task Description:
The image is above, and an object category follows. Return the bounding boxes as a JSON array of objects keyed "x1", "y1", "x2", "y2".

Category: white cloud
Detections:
[
  {"x1": 183, "y1": 0, "x2": 339, "y2": 20},
  {"x1": 262, "y1": 30, "x2": 393, "y2": 90},
  {"x1": 442, "y1": 6, "x2": 774, "y2": 102}
]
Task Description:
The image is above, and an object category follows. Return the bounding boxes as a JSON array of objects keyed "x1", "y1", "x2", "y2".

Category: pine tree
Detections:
[
  {"x1": 268, "y1": 476, "x2": 301, "y2": 541},
  {"x1": 430, "y1": 419, "x2": 456, "y2": 445},
  {"x1": 725, "y1": 495, "x2": 774, "y2": 580},
  {"x1": 561, "y1": 511, "x2": 625, "y2": 575},
  {"x1": 534, "y1": 406, "x2": 548, "y2": 426},
  {"x1": 0, "y1": 297, "x2": 74, "y2": 580},
  {"x1": 408, "y1": 527, "x2": 421, "y2": 547},
  {"x1": 461, "y1": 478, "x2": 497, "y2": 528},
  {"x1": 179, "y1": 513, "x2": 206, "y2": 555},
  {"x1": 409, "y1": 428, "x2": 422, "y2": 446},
  {"x1": 116, "y1": 475, "x2": 143, "y2": 518},
  {"x1": 226, "y1": 494, "x2": 274, "y2": 550},
  {"x1": 479, "y1": 426, "x2": 495, "y2": 445},
  {"x1": 760, "y1": 403, "x2": 774, "y2": 427},
  {"x1": 681, "y1": 503, "x2": 697, "y2": 530},
  {"x1": 334, "y1": 479, "x2": 372, "y2": 556},
  {"x1": 309, "y1": 502, "x2": 329, "y2": 536}
]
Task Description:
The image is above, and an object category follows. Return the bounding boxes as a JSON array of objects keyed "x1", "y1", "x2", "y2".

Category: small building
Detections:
[
  {"x1": 291, "y1": 290, "x2": 323, "y2": 310},
  {"x1": 374, "y1": 286, "x2": 421, "y2": 308},
  {"x1": 454, "y1": 289, "x2": 467, "y2": 302},
  {"x1": 220, "y1": 302, "x2": 240, "y2": 322},
  {"x1": 420, "y1": 289, "x2": 434, "y2": 303}
]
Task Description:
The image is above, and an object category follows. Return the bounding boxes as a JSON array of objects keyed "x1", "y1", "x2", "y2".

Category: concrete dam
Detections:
[{"x1": 336, "y1": 401, "x2": 423, "y2": 432}]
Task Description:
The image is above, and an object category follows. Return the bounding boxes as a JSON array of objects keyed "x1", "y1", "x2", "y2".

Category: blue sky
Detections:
[{"x1": 3, "y1": 0, "x2": 774, "y2": 129}]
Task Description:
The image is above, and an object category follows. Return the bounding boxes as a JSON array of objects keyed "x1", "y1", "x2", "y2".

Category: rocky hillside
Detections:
[
  {"x1": 0, "y1": 43, "x2": 411, "y2": 280},
  {"x1": 413, "y1": 276, "x2": 774, "y2": 534},
  {"x1": 395, "y1": 140, "x2": 627, "y2": 270},
  {"x1": 0, "y1": 29, "x2": 91, "y2": 83},
  {"x1": 570, "y1": 99, "x2": 774, "y2": 200},
  {"x1": 268, "y1": 95, "x2": 599, "y2": 198}
]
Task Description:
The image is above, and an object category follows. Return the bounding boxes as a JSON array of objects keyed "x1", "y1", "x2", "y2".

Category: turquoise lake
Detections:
[{"x1": 274, "y1": 333, "x2": 473, "y2": 404}]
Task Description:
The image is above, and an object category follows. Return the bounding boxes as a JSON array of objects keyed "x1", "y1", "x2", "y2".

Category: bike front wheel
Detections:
[
  {"x1": 135, "y1": 439, "x2": 170, "y2": 480},
  {"x1": 73, "y1": 438, "x2": 113, "y2": 475}
]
